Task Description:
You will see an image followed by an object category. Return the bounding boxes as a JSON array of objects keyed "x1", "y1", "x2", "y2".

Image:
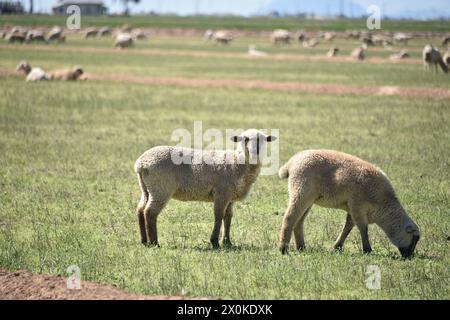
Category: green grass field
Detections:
[
  {"x1": 1, "y1": 14, "x2": 450, "y2": 32},
  {"x1": 0, "y1": 26, "x2": 449, "y2": 300}
]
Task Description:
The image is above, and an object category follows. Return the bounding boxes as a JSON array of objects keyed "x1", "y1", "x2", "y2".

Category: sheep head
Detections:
[
  {"x1": 379, "y1": 212, "x2": 420, "y2": 259},
  {"x1": 16, "y1": 61, "x2": 31, "y2": 74},
  {"x1": 230, "y1": 129, "x2": 277, "y2": 165}
]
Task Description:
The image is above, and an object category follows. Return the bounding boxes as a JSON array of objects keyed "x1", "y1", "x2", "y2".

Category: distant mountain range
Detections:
[{"x1": 257, "y1": 0, "x2": 450, "y2": 19}]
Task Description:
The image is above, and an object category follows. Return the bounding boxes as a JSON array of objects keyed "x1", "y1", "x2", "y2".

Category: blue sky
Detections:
[{"x1": 20, "y1": 0, "x2": 450, "y2": 19}]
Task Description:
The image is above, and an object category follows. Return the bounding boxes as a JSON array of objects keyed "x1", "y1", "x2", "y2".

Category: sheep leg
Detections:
[
  {"x1": 279, "y1": 198, "x2": 312, "y2": 254},
  {"x1": 333, "y1": 213, "x2": 354, "y2": 250},
  {"x1": 223, "y1": 203, "x2": 234, "y2": 247},
  {"x1": 136, "y1": 192, "x2": 148, "y2": 244},
  {"x1": 144, "y1": 199, "x2": 168, "y2": 246},
  {"x1": 211, "y1": 198, "x2": 229, "y2": 249},
  {"x1": 293, "y1": 207, "x2": 311, "y2": 251}
]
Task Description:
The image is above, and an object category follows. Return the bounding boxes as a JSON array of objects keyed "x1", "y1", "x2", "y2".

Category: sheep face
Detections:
[
  {"x1": 16, "y1": 62, "x2": 31, "y2": 74},
  {"x1": 383, "y1": 217, "x2": 420, "y2": 258},
  {"x1": 231, "y1": 129, "x2": 276, "y2": 165}
]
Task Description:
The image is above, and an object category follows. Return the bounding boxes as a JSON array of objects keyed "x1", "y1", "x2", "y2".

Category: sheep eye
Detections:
[{"x1": 244, "y1": 137, "x2": 250, "y2": 143}]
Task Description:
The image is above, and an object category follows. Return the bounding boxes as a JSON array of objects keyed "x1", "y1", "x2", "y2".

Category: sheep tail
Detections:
[
  {"x1": 278, "y1": 163, "x2": 289, "y2": 179},
  {"x1": 134, "y1": 160, "x2": 148, "y2": 195}
]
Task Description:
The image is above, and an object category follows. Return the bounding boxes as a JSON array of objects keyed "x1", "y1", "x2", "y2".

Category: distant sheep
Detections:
[
  {"x1": 6, "y1": 33, "x2": 25, "y2": 43},
  {"x1": 84, "y1": 28, "x2": 98, "y2": 39},
  {"x1": 50, "y1": 66, "x2": 84, "y2": 81},
  {"x1": 443, "y1": 50, "x2": 450, "y2": 67},
  {"x1": 47, "y1": 26, "x2": 65, "y2": 42},
  {"x1": 302, "y1": 38, "x2": 319, "y2": 48},
  {"x1": 441, "y1": 35, "x2": 450, "y2": 46},
  {"x1": 132, "y1": 28, "x2": 148, "y2": 40},
  {"x1": 278, "y1": 149, "x2": 420, "y2": 258},
  {"x1": 350, "y1": 46, "x2": 366, "y2": 60},
  {"x1": 209, "y1": 30, "x2": 233, "y2": 45},
  {"x1": 271, "y1": 29, "x2": 292, "y2": 46},
  {"x1": 25, "y1": 30, "x2": 47, "y2": 43},
  {"x1": 134, "y1": 129, "x2": 277, "y2": 248},
  {"x1": 97, "y1": 26, "x2": 112, "y2": 37},
  {"x1": 114, "y1": 33, "x2": 134, "y2": 49},
  {"x1": 326, "y1": 47, "x2": 339, "y2": 57},
  {"x1": 16, "y1": 61, "x2": 51, "y2": 82},
  {"x1": 390, "y1": 50, "x2": 410, "y2": 60},
  {"x1": 422, "y1": 44, "x2": 448, "y2": 73},
  {"x1": 393, "y1": 32, "x2": 413, "y2": 45}
]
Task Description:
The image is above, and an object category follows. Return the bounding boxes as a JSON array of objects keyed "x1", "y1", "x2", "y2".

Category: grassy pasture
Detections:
[
  {"x1": 0, "y1": 26, "x2": 449, "y2": 300},
  {"x1": 1, "y1": 14, "x2": 450, "y2": 32}
]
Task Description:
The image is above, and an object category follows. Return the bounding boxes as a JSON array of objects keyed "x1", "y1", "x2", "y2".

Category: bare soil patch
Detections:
[
  {"x1": 0, "y1": 268, "x2": 207, "y2": 300},
  {"x1": 2, "y1": 68, "x2": 448, "y2": 99}
]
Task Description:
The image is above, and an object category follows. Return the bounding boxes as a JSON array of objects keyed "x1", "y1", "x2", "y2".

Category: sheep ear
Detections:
[
  {"x1": 266, "y1": 135, "x2": 277, "y2": 142},
  {"x1": 231, "y1": 136, "x2": 242, "y2": 142}
]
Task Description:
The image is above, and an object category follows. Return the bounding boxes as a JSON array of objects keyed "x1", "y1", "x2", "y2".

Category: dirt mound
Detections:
[{"x1": 0, "y1": 269, "x2": 205, "y2": 300}]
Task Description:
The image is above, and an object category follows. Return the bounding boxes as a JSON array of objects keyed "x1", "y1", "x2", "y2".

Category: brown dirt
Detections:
[
  {"x1": 0, "y1": 268, "x2": 208, "y2": 300},
  {"x1": 2, "y1": 68, "x2": 449, "y2": 100},
  {"x1": 0, "y1": 44, "x2": 423, "y2": 65}
]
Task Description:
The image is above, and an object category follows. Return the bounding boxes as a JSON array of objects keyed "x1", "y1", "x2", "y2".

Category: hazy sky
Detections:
[{"x1": 20, "y1": 0, "x2": 450, "y2": 18}]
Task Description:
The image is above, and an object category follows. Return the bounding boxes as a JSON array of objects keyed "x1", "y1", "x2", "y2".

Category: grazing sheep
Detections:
[
  {"x1": 350, "y1": 46, "x2": 366, "y2": 60},
  {"x1": 131, "y1": 28, "x2": 148, "y2": 40},
  {"x1": 326, "y1": 47, "x2": 339, "y2": 57},
  {"x1": 271, "y1": 29, "x2": 292, "y2": 46},
  {"x1": 25, "y1": 30, "x2": 47, "y2": 43},
  {"x1": 16, "y1": 61, "x2": 51, "y2": 82},
  {"x1": 323, "y1": 32, "x2": 336, "y2": 41},
  {"x1": 134, "y1": 129, "x2": 277, "y2": 248},
  {"x1": 10, "y1": 26, "x2": 27, "y2": 37},
  {"x1": 372, "y1": 34, "x2": 393, "y2": 46},
  {"x1": 296, "y1": 31, "x2": 306, "y2": 42},
  {"x1": 6, "y1": 33, "x2": 25, "y2": 43},
  {"x1": 49, "y1": 66, "x2": 84, "y2": 81},
  {"x1": 278, "y1": 150, "x2": 420, "y2": 258},
  {"x1": 114, "y1": 33, "x2": 134, "y2": 49},
  {"x1": 211, "y1": 30, "x2": 233, "y2": 45},
  {"x1": 203, "y1": 29, "x2": 214, "y2": 41},
  {"x1": 346, "y1": 30, "x2": 360, "y2": 40},
  {"x1": 390, "y1": 50, "x2": 410, "y2": 60},
  {"x1": 84, "y1": 27, "x2": 98, "y2": 39},
  {"x1": 97, "y1": 26, "x2": 112, "y2": 37},
  {"x1": 46, "y1": 26, "x2": 65, "y2": 42},
  {"x1": 422, "y1": 44, "x2": 448, "y2": 73},
  {"x1": 302, "y1": 38, "x2": 319, "y2": 48},
  {"x1": 248, "y1": 44, "x2": 268, "y2": 57},
  {"x1": 441, "y1": 35, "x2": 450, "y2": 46},
  {"x1": 443, "y1": 50, "x2": 450, "y2": 67},
  {"x1": 393, "y1": 32, "x2": 413, "y2": 45}
]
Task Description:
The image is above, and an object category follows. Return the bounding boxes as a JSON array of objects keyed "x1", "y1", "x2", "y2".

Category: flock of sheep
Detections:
[
  {"x1": 3, "y1": 25, "x2": 450, "y2": 79},
  {"x1": 134, "y1": 130, "x2": 420, "y2": 258},
  {"x1": 204, "y1": 28, "x2": 450, "y2": 72}
]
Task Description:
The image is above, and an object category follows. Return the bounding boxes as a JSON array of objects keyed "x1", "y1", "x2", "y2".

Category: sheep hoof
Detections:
[
  {"x1": 223, "y1": 239, "x2": 233, "y2": 247},
  {"x1": 296, "y1": 245, "x2": 306, "y2": 251},
  {"x1": 279, "y1": 245, "x2": 288, "y2": 255},
  {"x1": 210, "y1": 239, "x2": 220, "y2": 249},
  {"x1": 363, "y1": 247, "x2": 372, "y2": 254},
  {"x1": 333, "y1": 244, "x2": 344, "y2": 251},
  {"x1": 144, "y1": 241, "x2": 160, "y2": 248}
]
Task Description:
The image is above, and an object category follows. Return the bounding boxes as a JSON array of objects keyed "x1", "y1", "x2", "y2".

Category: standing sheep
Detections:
[
  {"x1": 271, "y1": 29, "x2": 292, "y2": 46},
  {"x1": 422, "y1": 44, "x2": 448, "y2": 73},
  {"x1": 204, "y1": 30, "x2": 233, "y2": 45},
  {"x1": 277, "y1": 150, "x2": 420, "y2": 258},
  {"x1": 326, "y1": 47, "x2": 339, "y2": 58},
  {"x1": 84, "y1": 27, "x2": 98, "y2": 39},
  {"x1": 114, "y1": 33, "x2": 134, "y2": 49},
  {"x1": 350, "y1": 46, "x2": 366, "y2": 60},
  {"x1": 134, "y1": 129, "x2": 277, "y2": 248},
  {"x1": 47, "y1": 26, "x2": 65, "y2": 42},
  {"x1": 16, "y1": 61, "x2": 51, "y2": 82}
]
